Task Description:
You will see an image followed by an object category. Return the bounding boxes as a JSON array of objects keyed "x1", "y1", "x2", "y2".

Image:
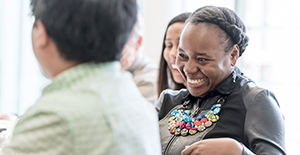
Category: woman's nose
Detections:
[
  {"x1": 170, "y1": 46, "x2": 178, "y2": 58},
  {"x1": 183, "y1": 60, "x2": 198, "y2": 75}
]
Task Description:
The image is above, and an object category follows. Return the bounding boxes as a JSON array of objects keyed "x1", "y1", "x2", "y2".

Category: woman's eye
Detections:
[
  {"x1": 178, "y1": 53, "x2": 188, "y2": 60},
  {"x1": 178, "y1": 53, "x2": 185, "y2": 57},
  {"x1": 166, "y1": 45, "x2": 172, "y2": 49},
  {"x1": 197, "y1": 58, "x2": 208, "y2": 63},
  {"x1": 165, "y1": 42, "x2": 173, "y2": 49}
]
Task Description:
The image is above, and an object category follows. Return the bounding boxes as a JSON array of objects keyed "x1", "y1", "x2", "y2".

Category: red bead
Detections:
[
  {"x1": 194, "y1": 121, "x2": 201, "y2": 126},
  {"x1": 200, "y1": 118, "x2": 208, "y2": 123}
]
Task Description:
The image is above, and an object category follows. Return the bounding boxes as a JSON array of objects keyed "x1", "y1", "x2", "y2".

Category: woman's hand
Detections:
[{"x1": 181, "y1": 137, "x2": 243, "y2": 155}]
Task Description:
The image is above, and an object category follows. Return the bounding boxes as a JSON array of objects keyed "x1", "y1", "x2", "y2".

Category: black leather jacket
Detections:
[{"x1": 156, "y1": 68, "x2": 285, "y2": 155}]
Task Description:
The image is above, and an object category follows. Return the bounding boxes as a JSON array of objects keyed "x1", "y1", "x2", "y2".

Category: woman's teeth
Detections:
[
  {"x1": 171, "y1": 64, "x2": 177, "y2": 69},
  {"x1": 188, "y1": 78, "x2": 206, "y2": 84}
]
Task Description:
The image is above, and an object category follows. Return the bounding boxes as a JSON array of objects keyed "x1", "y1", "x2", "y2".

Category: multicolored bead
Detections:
[
  {"x1": 168, "y1": 120, "x2": 174, "y2": 126},
  {"x1": 213, "y1": 107, "x2": 221, "y2": 114},
  {"x1": 181, "y1": 128, "x2": 189, "y2": 136},
  {"x1": 171, "y1": 110, "x2": 178, "y2": 116},
  {"x1": 170, "y1": 127, "x2": 176, "y2": 134},
  {"x1": 168, "y1": 123, "x2": 175, "y2": 130},
  {"x1": 183, "y1": 110, "x2": 191, "y2": 115},
  {"x1": 183, "y1": 116, "x2": 192, "y2": 122},
  {"x1": 179, "y1": 121, "x2": 186, "y2": 129},
  {"x1": 194, "y1": 121, "x2": 201, "y2": 126},
  {"x1": 197, "y1": 115, "x2": 205, "y2": 120},
  {"x1": 175, "y1": 120, "x2": 181, "y2": 128},
  {"x1": 168, "y1": 116, "x2": 176, "y2": 122},
  {"x1": 211, "y1": 115, "x2": 219, "y2": 122},
  {"x1": 175, "y1": 113, "x2": 183, "y2": 118},
  {"x1": 200, "y1": 118, "x2": 208, "y2": 123},
  {"x1": 197, "y1": 124, "x2": 206, "y2": 132},
  {"x1": 189, "y1": 128, "x2": 197, "y2": 135},
  {"x1": 168, "y1": 98, "x2": 224, "y2": 136},
  {"x1": 205, "y1": 110, "x2": 213, "y2": 118},
  {"x1": 205, "y1": 120, "x2": 213, "y2": 127},
  {"x1": 186, "y1": 122, "x2": 194, "y2": 129},
  {"x1": 175, "y1": 128, "x2": 181, "y2": 136}
]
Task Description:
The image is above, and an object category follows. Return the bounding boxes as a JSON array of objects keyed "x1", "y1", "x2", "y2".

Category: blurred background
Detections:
[{"x1": 0, "y1": 0, "x2": 299, "y2": 154}]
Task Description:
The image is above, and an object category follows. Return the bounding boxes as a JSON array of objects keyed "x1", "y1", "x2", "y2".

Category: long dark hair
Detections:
[{"x1": 157, "y1": 12, "x2": 191, "y2": 97}]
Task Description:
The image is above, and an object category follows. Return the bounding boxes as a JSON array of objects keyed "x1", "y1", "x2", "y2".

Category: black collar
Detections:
[
  {"x1": 215, "y1": 67, "x2": 240, "y2": 95},
  {"x1": 186, "y1": 67, "x2": 242, "y2": 99}
]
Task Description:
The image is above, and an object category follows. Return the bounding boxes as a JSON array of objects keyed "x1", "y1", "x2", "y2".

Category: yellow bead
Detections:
[{"x1": 211, "y1": 115, "x2": 219, "y2": 122}]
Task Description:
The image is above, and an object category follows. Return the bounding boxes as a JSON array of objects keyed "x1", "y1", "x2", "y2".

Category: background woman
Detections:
[
  {"x1": 157, "y1": 13, "x2": 191, "y2": 96},
  {"x1": 156, "y1": 6, "x2": 285, "y2": 155}
]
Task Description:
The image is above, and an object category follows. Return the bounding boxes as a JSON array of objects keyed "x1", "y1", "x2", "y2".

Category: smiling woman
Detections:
[
  {"x1": 156, "y1": 6, "x2": 285, "y2": 155},
  {"x1": 164, "y1": 22, "x2": 186, "y2": 84},
  {"x1": 177, "y1": 22, "x2": 237, "y2": 97},
  {"x1": 157, "y1": 13, "x2": 191, "y2": 96}
]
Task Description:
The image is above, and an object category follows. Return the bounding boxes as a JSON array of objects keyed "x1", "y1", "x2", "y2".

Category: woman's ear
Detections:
[{"x1": 230, "y1": 44, "x2": 239, "y2": 66}]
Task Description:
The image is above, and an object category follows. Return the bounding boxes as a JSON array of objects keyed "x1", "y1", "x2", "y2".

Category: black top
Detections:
[{"x1": 156, "y1": 67, "x2": 285, "y2": 155}]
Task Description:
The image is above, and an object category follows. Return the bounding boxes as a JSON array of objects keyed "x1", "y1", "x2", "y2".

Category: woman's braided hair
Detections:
[{"x1": 187, "y1": 6, "x2": 249, "y2": 56}]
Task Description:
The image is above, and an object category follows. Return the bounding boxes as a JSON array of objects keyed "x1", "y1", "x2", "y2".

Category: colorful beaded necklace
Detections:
[{"x1": 168, "y1": 96, "x2": 227, "y2": 136}]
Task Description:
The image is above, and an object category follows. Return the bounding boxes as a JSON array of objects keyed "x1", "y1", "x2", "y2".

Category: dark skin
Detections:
[
  {"x1": 176, "y1": 22, "x2": 239, "y2": 97},
  {"x1": 176, "y1": 22, "x2": 243, "y2": 155}
]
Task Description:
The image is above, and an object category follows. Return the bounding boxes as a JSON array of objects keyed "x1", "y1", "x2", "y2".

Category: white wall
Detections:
[
  {"x1": 140, "y1": 0, "x2": 235, "y2": 63},
  {"x1": 0, "y1": 0, "x2": 50, "y2": 115}
]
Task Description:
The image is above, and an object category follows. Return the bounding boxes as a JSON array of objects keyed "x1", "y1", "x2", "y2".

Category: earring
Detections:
[{"x1": 232, "y1": 70, "x2": 236, "y2": 83}]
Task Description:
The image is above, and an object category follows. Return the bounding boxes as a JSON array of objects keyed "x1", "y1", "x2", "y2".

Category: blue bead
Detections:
[
  {"x1": 197, "y1": 115, "x2": 205, "y2": 120},
  {"x1": 175, "y1": 113, "x2": 182, "y2": 118},
  {"x1": 190, "y1": 122, "x2": 194, "y2": 128},
  {"x1": 210, "y1": 104, "x2": 216, "y2": 110},
  {"x1": 171, "y1": 110, "x2": 178, "y2": 116},
  {"x1": 183, "y1": 116, "x2": 192, "y2": 122},
  {"x1": 183, "y1": 110, "x2": 191, "y2": 115},
  {"x1": 213, "y1": 107, "x2": 221, "y2": 114}
]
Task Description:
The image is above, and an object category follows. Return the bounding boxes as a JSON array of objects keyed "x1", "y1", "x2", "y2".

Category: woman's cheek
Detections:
[
  {"x1": 176, "y1": 62, "x2": 185, "y2": 76},
  {"x1": 163, "y1": 49, "x2": 171, "y2": 64}
]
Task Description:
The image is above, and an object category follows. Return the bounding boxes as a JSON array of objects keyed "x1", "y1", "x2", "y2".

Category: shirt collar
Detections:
[
  {"x1": 42, "y1": 61, "x2": 121, "y2": 95},
  {"x1": 213, "y1": 67, "x2": 242, "y2": 95}
]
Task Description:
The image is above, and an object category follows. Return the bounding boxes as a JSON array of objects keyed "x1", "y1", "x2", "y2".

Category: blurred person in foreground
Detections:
[
  {"x1": 0, "y1": 0, "x2": 161, "y2": 154},
  {"x1": 120, "y1": 15, "x2": 158, "y2": 104}
]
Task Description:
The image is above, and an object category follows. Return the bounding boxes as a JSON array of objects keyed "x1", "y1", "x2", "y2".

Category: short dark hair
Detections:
[
  {"x1": 157, "y1": 13, "x2": 191, "y2": 96},
  {"x1": 30, "y1": 0, "x2": 137, "y2": 63},
  {"x1": 187, "y1": 6, "x2": 249, "y2": 57}
]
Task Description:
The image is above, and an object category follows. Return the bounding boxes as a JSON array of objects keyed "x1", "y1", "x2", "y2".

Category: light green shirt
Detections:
[{"x1": 1, "y1": 62, "x2": 161, "y2": 155}]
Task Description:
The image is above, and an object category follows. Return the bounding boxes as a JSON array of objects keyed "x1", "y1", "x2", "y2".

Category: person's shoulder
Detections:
[{"x1": 237, "y1": 76, "x2": 277, "y2": 107}]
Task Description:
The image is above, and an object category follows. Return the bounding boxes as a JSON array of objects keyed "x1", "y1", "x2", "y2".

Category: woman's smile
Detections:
[
  {"x1": 187, "y1": 77, "x2": 207, "y2": 87},
  {"x1": 171, "y1": 64, "x2": 180, "y2": 73}
]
